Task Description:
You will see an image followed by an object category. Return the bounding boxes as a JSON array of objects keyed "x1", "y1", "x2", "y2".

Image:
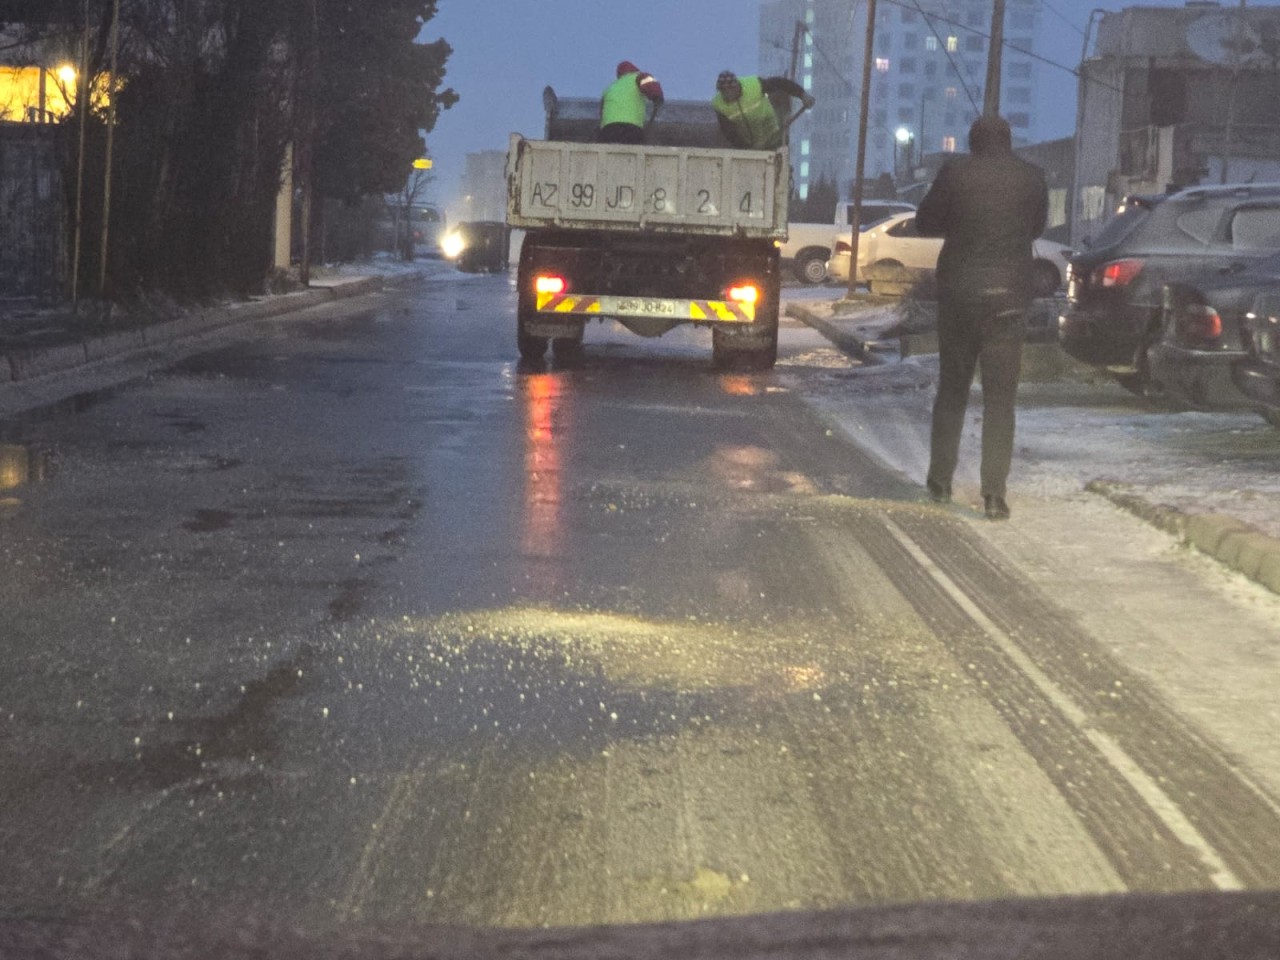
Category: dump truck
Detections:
[{"x1": 504, "y1": 87, "x2": 791, "y2": 368}]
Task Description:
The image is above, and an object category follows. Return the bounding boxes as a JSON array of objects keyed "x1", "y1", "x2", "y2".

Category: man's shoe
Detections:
[
  {"x1": 984, "y1": 495, "x2": 1010, "y2": 520},
  {"x1": 926, "y1": 479, "x2": 951, "y2": 503}
]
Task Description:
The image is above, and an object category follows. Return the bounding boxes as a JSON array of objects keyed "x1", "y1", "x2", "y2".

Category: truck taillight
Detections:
[
  {"x1": 534, "y1": 275, "x2": 566, "y2": 295},
  {"x1": 1092, "y1": 259, "x2": 1144, "y2": 288},
  {"x1": 727, "y1": 284, "x2": 760, "y2": 305},
  {"x1": 834, "y1": 240, "x2": 851, "y2": 255}
]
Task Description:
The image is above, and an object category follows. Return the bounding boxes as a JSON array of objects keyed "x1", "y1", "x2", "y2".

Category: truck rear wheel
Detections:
[
  {"x1": 712, "y1": 325, "x2": 778, "y2": 371},
  {"x1": 517, "y1": 321, "x2": 548, "y2": 361},
  {"x1": 516, "y1": 246, "x2": 548, "y2": 361}
]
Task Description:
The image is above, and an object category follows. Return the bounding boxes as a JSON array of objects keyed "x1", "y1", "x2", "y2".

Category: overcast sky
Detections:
[{"x1": 419, "y1": 1, "x2": 1271, "y2": 211}]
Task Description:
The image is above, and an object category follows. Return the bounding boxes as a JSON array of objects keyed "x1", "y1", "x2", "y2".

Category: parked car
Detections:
[
  {"x1": 376, "y1": 204, "x2": 447, "y2": 259},
  {"x1": 781, "y1": 222, "x2": 845, "y2": 285},
  {"x1": 440, "y1": 220, "x2": 511, "y2": 273},
  {"x1": 826, "y1": 210, "x2": 1069, "y2": 298},
  {"x1": 783, "y1": 201, "x2": 916, "y2": 285},
  {"x1": 1146, "y1": 253, "x2": 1280, "y2": 410},
  {"x1": 1059, "y1": 184, "x2": 1280, "y2": 390},
  {"x1": 1232, "y1": 288, "x2": 1280, "y2": 427}
]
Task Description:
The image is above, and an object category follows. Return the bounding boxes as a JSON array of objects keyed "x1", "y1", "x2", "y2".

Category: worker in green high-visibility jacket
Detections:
[
  {"x1": 711, "y1": 70, "x2": 813, "y2": 150},
  {"x1": 599, "y1": 61, "x2": 665, "y2": 144}
]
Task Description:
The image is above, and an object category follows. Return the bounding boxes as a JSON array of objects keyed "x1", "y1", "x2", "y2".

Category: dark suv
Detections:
[{"x1": 1059, "y1": 184, "x2": 1280, "y2": 386}]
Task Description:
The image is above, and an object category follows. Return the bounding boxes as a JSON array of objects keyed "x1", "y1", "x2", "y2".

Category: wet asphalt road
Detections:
[{"x1": 2, "y1": 272, "x2": 1280, "y2": 932}]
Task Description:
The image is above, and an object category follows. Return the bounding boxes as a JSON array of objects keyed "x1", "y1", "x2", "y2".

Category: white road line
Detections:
[{"x1": 881, "y1": 517, "x2": 1245, "y2": 892}]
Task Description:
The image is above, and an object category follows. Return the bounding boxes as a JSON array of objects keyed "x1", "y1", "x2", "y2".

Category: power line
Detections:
[
  {"x1": 908, "y1": 0, "x2": 982, "y2": 113},
  {"x1": 1037, "y1": 0, "x2": 1086, "y2": 39},
  {"x1": 876, "y1": 0, "x2": 1126, "y2": 97}
]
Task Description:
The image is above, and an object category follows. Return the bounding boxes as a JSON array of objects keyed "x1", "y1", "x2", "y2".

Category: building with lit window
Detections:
[{"x1": 758, "y1": 0, "x2": 1042, "y2": 202}]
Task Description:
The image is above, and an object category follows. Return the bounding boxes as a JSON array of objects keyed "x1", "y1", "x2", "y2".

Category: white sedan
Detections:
[{"x1": 827, "y1": 211, "x2": 1070, "y2": 298}]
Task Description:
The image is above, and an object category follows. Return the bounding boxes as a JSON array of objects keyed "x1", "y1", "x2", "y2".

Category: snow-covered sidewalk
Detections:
[{"x1": 784, "y1": 296, "x2": 1280, "y2": 593}]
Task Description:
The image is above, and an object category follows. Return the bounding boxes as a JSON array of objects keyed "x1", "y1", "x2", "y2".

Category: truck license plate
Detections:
[{"x1": 613, "y1": 297, "x2": 677, "y2": 316}]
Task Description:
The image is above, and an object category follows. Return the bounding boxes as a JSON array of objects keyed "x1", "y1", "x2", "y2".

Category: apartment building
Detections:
[{"x1": 759, "y1": 0, "x2": 1042, "y2": 201}]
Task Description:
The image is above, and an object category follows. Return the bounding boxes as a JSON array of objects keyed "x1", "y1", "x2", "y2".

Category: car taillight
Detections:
[
  {"x1": 834, "y1": 240, "x2": 851, "y2": 255},
  {"x1": 1176, "y1": 303, "x2": 1223, "y2": 345},
  {"x1": 1092, "y1": 259, "x2": 1144, "y2": 288},
  {"x1": 727, "y1": 283, "x2": 760, "y2": 305},
  {"x1": 534, "y1": 275, "x2": 566, "y2": 295}
]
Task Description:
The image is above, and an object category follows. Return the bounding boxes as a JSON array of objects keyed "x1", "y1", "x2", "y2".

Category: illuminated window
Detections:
[
  {"x1": 943, "y1": 136, "x2": 957, "y2": 152},
  {"x1": 875, "y1": 57, "x2": 890, "y2": 72},
  {"x1": 945, "y1": 86, "x2": 958, "y2": 99},
  {"x1": 803, "y1": 74, "x2": 812, "y2": 90},
  {"x1": 925, "y1": 36, "x2": 938, "y2": 51},
  {"x1": 946, "y1": 35, "x2": 958, "y2": 52},
  {"x1": 804, "y1": 53, "x2": 813, "y2": 69},
  {"x1": 800, "y1": 161, "x2": 810, "y2": 178},
  {"x1": 801, "y1": 138, "x2": 810, "y2": 156}
]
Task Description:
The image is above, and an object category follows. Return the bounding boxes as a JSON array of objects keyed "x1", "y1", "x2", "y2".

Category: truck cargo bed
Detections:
[{"x1": 506, "y1": 134, "x2": 788, "y2": 239}]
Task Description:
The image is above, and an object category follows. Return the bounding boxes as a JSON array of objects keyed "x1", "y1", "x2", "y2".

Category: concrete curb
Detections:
[
  {"x1": 786, "y1": 302, "x2": 893, "y2": 364},
  {"x1": 1086, "y1": 480, "x2": 1280, "y2": 596},
  {"x1": 1, "y1": 275, "x2": 406, "y2": 385}
]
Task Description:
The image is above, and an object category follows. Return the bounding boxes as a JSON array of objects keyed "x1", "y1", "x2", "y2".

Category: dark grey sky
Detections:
[{"x1": 419, "y1": 1, "x2": 1264, "y2": 211}]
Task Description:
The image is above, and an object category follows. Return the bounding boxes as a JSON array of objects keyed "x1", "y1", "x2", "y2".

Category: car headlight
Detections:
[{"x1": 440, "y1": 232, "x2": 466, "y2": 259}]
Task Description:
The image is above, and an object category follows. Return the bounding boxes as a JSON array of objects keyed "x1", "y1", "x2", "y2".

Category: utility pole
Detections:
[
  {"x1": 788, "y1": 20, "x2": 804, "y2": 81},
  {"x1": 983, "y1": 0, "x2": 1006, "y2": 117},
  {"x1": 298, "y1": 0, "x2": 319, "y2": 287},
  {"x1": 70, "y1": 0, "x2": 90, "y2": 307},
  {"x1": 845, "y1": 0, "x2": 877, "y2": 299},
  {"x1": 98, "y1": 0, "x2": 121, "y2": 295},
  {"x1": 1220, "y1": 0, "x2": 1247, "y2": 184},
  {"x1": 1070, "y1": 8, "x2": 1107, "y2": 247}
]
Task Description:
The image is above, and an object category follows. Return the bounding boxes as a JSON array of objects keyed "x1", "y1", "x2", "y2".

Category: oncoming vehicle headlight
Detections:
[{"x1": 440, "y1": 231, "x2": 466, "y2": 259}]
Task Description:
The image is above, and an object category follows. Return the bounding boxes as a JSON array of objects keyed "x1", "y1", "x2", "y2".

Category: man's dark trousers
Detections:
[{"x1": 928, "y1": 303, "x2": 1025, "y2": 500}]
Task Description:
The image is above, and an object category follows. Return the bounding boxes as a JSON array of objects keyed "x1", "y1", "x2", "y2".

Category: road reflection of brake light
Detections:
[
  {"x1": 535, "y1": 275, "x2": 566, "y2": 295},
  {"x1": 1093, "y1": 259, "x2": 1144, "y2": 288},
  {"x1": 727, "y1": 284, "x2": 760, "y2": 304}
]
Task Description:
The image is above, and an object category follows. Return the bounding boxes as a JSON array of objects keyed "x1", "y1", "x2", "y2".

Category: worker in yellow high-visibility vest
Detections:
[
  {"x1": 711, "y1": 70, "x2": 813, "y2": 151},
  {"x1": 599, "y1": 61, "x2": 665, "y2": 145}
]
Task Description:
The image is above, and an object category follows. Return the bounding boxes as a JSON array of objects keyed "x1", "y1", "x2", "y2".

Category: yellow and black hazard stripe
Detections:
[
  {"x1": 536, "y1": 292, "x2": 602, "y2": 314},
  {"x1": 535, "y1": 292, "x2": 755, "y2": 323},
  {"x1": 688, "y1": 300, "x2": 755, "y2": 322}
]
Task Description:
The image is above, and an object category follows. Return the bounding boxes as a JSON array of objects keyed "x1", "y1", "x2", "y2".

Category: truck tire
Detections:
[
  {"x1": 794, "y1": 248, "x2": 830, "y2": 285},
  {"x1": 712, "y1": 277, "x2": 780, "y2": 371},
  {"x1": 517, "y1": 309, "x2": 549, "y2": 361},
  {"x1": 712, "y1": 326, "x2": 777, "y2": 370},
  {"x1": 515, "y1": 244, "x2": 549, "y2": 361}
]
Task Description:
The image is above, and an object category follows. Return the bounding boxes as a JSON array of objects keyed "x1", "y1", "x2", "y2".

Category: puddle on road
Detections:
[{"x1": 0, "y1": 443, "x2": 55, "y2": 517}]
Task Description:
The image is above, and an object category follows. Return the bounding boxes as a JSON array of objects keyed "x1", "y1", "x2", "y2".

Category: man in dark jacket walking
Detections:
[{"x1": 915, "y1": 114, "x2": 1048, "y2": 520}]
